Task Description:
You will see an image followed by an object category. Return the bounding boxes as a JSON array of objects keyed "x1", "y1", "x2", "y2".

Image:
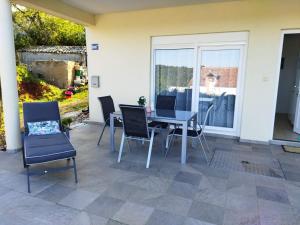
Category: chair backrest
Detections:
[
  {"x1": 119, "y1": 104, "x2": 149, "y2": 139},
  {"x1": 156, "y1": 95, "x2": 176, "y2": 110},
  {"x1": 98, "y1": 96, "x2": 115, "y2": 124},
  {"x1": 23, "y1": 101, "x2": 62, "y2": 134},
  {"x1": 200, "y1": 103, "x2": 214, "y2": 131}
]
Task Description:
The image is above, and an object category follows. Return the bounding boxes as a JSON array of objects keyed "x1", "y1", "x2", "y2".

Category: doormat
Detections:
[
  {"x1": 209, "y1": 150, "x2": 284, "y2": 178},
  {"x1": 283, "y1": 146, "x2": 300, "y2": 154}
]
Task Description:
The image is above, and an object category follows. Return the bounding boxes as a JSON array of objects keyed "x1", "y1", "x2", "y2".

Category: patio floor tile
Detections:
[
  {"x1": 184, "y1": 217, "x2": 217, "y2": 225},
  {"x1": 85, "y1": 195, "x2": 125, "y2": 218},
  {"x1": 223, "y1": 209, "x2": 260, "y2": 225},
  {"x1": 156, "y1": 194, "x2": 193, "y2": 216},
  {"x1": 36, "y1": 183, "x2": 75, "y2": 202},
  {"x1": 195, "y1": 188, "x2": 226, "y2": 207},
  {"x1": 113, "y1": 202, "x2": 154, "y2": 225},
  {"x1": 167, "y1": 180, "x2": 198, "y2": 199},
  {"x1": 146, "y1": 209, "x2": 185, "y2": 225},
  {"x1": 258, "y1": 199, "x2": 297, "y2": 225},
  {"x1": 59, "y1": 189, "x2": 100, "y2": 210},
  {"x1": 174, "y1": 171, "x2": 202, "y2": 186},
  {"x1": 256, "y1": 186, "x2": 290, "y2": 204},
  {"x1": 188, "y1": 200, "x2": 225, "y2": 225},
  {"x1": 69, "y1": 211, "x2": 108, "y2": 225}
]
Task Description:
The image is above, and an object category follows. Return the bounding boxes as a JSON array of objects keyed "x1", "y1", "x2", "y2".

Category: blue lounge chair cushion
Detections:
[{"x1": 24, "y1": 133, "x2": 76, "y2": 164}]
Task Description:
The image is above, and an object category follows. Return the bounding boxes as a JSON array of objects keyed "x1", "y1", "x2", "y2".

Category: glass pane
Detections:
[
  {"x1": 154, "y1": 49, "x2": 194, "y2": 110},
  {"x1": 199, "y1": 49, "x2": 240, "y2": 128}
]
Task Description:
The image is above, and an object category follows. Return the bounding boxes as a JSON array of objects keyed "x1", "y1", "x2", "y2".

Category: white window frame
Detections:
[{"x1": 151, "y1": 32, "x2": 248, "y2": 137}]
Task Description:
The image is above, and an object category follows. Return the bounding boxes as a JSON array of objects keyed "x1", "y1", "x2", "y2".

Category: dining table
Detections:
[{"x1": 109, "y1": 109, "x2": 198, "y2": 164}]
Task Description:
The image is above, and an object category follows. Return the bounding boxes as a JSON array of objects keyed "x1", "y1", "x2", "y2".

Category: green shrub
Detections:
[{"x1": 17, "y1": 65, "x2": 63, "y2": 102}]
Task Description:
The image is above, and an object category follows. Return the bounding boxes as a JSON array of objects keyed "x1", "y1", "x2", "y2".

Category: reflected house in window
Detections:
[
  {"x1": 199, "y1": 67, "x2": 238, "y2": 128},
  {"x1": 200, "y1": 67, "x2": 238, "y2": 97}
]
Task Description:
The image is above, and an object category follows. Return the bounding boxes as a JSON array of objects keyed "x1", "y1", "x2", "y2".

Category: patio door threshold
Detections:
[{"x1": 270, "y1": 139, "x2": 300, "y2": 147}]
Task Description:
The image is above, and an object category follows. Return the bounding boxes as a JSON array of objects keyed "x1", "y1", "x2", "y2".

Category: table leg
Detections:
[
  {"x1": 181, "y1": 121, "x2": 188, "y2": 164},
  {"x1": 110, "y1": 114, "x2": 115, "y2": 152}
]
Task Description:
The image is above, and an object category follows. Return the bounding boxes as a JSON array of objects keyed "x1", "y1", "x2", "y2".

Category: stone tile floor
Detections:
[{"x1": 0, "y1": 124, "x2": 300, "y2": 225}]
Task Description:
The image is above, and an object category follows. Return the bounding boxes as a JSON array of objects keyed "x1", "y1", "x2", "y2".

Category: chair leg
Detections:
[
  {"x1": 202, "y1": 133, "x2": 210, "y2": 152},
  {"x1": 146, "y1": 132, "x2": 155, "y2": 169},
  {"x1": 97, "y1": 124, "x2": 107, "y2": 146},
  {"x1": 72, "y1": 157, "x2": 78, "y2": 183},
  {"x1": 198, "y1": 136, "x2": 208, "y2": 163},
  {"x1": 126, "y1": 139, "x2": 132, "y2": 152},
  {"x1": 165, "y1": 135, "x2": 170, "y2": 149},
  {"x1": 118, "y1": 132, "x2": 125, "y2": 163},
  {"x1": 26, "y1": 166, "x2": 31, "y2": 193},
  {"x1": 165, "y1": 134, "x2": 175, "y2": 158}
]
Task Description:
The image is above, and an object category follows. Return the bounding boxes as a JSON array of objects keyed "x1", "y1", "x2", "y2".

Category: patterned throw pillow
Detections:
[{"x1": 27, "y1": 120, "x2": 61, "y2": 136}]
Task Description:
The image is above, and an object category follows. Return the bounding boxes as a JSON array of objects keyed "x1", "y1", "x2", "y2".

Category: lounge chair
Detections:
[{"x1": 22, "y1": 101, "x2": 78, "y2": 193}]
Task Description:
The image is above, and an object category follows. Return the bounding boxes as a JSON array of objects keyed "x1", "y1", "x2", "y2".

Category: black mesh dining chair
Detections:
[
  {"x1": 148, "y1": 95, "x2": 176, "y2": 129},
  {"x1": 97, "y1": 96, "x2": 122, "y2": 145},
  {"x1": 165, "y1": 103, "x2": 214, "y2": 164},
  {"x1": 118, "y1": 105, "x2": 159, "y2": 168}
]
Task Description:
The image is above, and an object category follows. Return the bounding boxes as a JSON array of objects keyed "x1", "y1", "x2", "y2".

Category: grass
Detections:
[{"x1": 18, "y1": 85, "x2": 88, "y2": 131}]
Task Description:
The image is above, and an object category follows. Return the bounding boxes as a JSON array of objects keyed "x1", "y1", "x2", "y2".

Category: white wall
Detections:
[
  {"x1": 86, "y1": 0, "x2": 300, "y2": 142},
  {"x1": 276, "y1": 34, "x2": 300, "y2": 114}
]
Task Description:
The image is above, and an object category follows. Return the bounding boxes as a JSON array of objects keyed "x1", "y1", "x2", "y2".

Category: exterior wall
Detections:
[
  {"x1": 31, "y1": 61, "x2": 75, "y2": 88},
  {"x1": 18, "y1": 52, "x2": 86, "y2": 67},
  {"x1": 86, "y1": 0, "x2": 300, "y2": 142}
]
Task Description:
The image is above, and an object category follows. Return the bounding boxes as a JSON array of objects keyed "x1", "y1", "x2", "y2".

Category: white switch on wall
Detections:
[{"x1": 91, "y1": 76, "x2": 100, "y2": 88}]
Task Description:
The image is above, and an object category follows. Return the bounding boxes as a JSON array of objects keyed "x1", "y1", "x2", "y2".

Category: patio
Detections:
[{"x1": 0, "y1": 123, "x2": 299, "y2": 225}]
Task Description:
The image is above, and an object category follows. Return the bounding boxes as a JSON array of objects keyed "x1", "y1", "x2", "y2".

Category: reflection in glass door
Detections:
[
  {"x1": 197, "y1": 47, "x2": 242, "y2": 131},
  {"x1": 154, "y1": 49, "x2": 194, "y2": 110}
]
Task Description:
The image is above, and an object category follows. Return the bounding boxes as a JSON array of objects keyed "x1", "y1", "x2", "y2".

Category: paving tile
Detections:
[
  {"x1": 0, "y1": 191, "x2": 79, "y2": 224},
  {"x1": 36, "y1": 183, "x2": 75, "y2": 202},
  {"x1": 256, "y1": 186, "x2": 290, "y2": 204},
  {"x1": 174, "y1": 171, "x2": 202, "y2": 186},
  {"x1": 69, "y1": 211, "x2": 108, "y2": 225},
  {"x1": 146, "y1": 209, "x2": 185, "y2": 225},
  {"x1": 59, "y1": 189, "x2": 100, "y2": 210},
  {"x1": 184, "y1": 217, "x2": 216, "y2": 225},
  {"x1": 103, "y1": 182, "x2": 138, "y2": 200},
  {"x1": 258, "y1": 199, "x2": 297, "y2": 225},
  {"x1": 284, "y1": 171, "x2": 300, "y2": 182},
  {"x1": 188, "y1": 201, "x2": 224, "y2": 225},
  {"x1": 225, "y1": 193, "x2": 258, "y2": 212},
  {"x1": 156, "y1": 194, "x2": 193, "y2": 216},
  {"x1": 85, "y1": 195, "x2": 125, "y2": 218},
  {"x1": 223, "y1": 209, "x2": 260, "y2": 225},
  {"x1": 255, "y1": 175, "x2": 285, "y2": 189},
  {"x1": 128, "y1": 188, "x2": 163, "y2": 207},
  {"x1": 113, "y1": 202, "x2": 154, "y2": 225},
  {"x1": 167, "y1": 180, "x2": 198, "y2": 199},
  {"x1": 196, "y1": 188, "x2": 226, "y2": 207},
  {"x1": 226, "y1": 172, "x2": 256, "y2": 197},
  {"x1": 129, "y1": 175, "x2": 171, "y2": 192},
  {"x1": 106, "y1": 219, "x2": 128, "y2": 225}
]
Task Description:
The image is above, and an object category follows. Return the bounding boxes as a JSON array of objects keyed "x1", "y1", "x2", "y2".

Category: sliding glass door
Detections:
[
  {"x1": 152, "y1": 33, "x2": 247, "y2": 136},
  {"x1": 197, "y1": 46, "x2": 242, "y2": 132}
]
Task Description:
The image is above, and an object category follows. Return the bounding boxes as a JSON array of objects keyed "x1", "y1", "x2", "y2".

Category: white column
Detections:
[{"x1": 0, "y1": 0, "x2": 22, "y2": 151}]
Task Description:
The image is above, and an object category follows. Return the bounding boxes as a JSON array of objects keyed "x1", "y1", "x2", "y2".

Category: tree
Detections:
[{"x1": 12, "y1": 5, "x2": 86, "y2": 50}]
